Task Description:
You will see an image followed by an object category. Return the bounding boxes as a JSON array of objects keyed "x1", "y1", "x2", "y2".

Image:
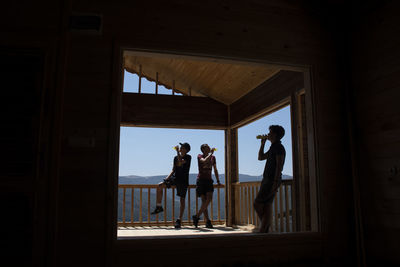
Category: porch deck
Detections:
[{"x1": 118, "y1": 225, "x2": 254, "y2": 238}]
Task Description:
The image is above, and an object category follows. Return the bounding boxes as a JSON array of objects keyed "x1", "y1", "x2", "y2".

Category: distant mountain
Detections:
[{"x1": 118, "y1": 173, "x2": 292, "y2": 185}]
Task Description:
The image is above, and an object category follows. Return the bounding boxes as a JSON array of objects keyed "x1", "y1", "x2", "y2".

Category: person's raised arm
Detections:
[
  {"x1": 175, "y1": 145, "x2": 183, "y2": 166},
  {"x1": 199, "y1": 148, "x2": 215, "y2": 163},
  {"x1": 258, "y1": 139, "x2": 268, "y2": 161}
]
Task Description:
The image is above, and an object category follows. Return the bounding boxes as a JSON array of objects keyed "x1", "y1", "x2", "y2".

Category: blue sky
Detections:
[{"x1": 119, "y1": 71, "x2": 293, "y2": 178}]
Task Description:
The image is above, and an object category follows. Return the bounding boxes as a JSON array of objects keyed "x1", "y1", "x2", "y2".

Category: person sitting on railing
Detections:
[
  {"x1": 192, "y1": 144, "x2": 221, "y2": 228},
  {"x1": 254, "y1": 125, "x2": 286, "y2": 233},
  {"x1": 150, "y1": 142, "x2": 191, "y2": 229}
]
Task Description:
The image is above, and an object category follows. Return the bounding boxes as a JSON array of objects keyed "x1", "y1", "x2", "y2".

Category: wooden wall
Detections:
[
  {"x1": 230, "y1": 70, "x2": 304, "y2": 126},
  {"x1": 1, "y1": 1, "x2": 360, "y2": 266},
  {"x1": 351, "y1": 1, "x2": 400, "y2": 266},
  {"x1": 121, "y1": 93, "x2": 228, "y2": 129}
]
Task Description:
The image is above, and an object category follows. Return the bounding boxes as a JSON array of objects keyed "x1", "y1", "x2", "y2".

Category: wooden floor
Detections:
[{"x1": 118, "y1": 225, "x2": 254, "y2": 238}]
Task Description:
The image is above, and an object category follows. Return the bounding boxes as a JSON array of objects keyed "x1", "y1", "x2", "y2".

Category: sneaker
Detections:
[
  {"x1": 175, "y1": 219, "x2": 181, "y2": 229},
  {"x1": 150, "y1": 206, "x2": 163, "y2": 214},
  {"x1": 192, "y1": 215, "x2": 199, "y2": 228},
  {"x1": 205, "y1": 220, "x2": 213, "y2": 228}
]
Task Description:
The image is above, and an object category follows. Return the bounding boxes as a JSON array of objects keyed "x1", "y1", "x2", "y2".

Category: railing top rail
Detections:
[
  {"x1": 234, "y1": 179, "x2": 293, "y2": 186},
  {"x1": 119, "y1": 184, "x2": 225, "y2": 189}
]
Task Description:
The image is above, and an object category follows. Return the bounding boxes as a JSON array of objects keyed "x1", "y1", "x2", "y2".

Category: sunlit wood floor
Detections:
[{"x1": 118, "y1": 225, "x2": 254, "y2": 238}]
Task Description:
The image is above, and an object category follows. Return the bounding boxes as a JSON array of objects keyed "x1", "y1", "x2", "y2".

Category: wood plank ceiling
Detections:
[{"x1": 124, "y1": 52, "x2": 281, "y2": 105}]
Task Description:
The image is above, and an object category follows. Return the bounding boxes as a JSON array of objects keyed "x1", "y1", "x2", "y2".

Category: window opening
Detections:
[{"x1": 118, "y1": 127, "x2": 226, "y2": 237}]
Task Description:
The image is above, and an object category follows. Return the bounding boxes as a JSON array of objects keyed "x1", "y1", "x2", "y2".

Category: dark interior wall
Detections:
[
  {"x1": 351, "y1": 1, "x2": 400, "y2": 266},
  {"x1": 1, "y1": 1, "x2": 356, "y2": 266}
]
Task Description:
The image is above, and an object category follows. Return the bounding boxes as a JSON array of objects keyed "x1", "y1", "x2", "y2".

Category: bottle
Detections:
[{"x1": 256, "y1": 135, "x2": 268, "y2": 140}]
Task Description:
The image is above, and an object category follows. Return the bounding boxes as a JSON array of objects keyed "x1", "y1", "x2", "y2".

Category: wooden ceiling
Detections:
[{"x1": 123, "y1": 52, "x2": 281, "y2": 105}]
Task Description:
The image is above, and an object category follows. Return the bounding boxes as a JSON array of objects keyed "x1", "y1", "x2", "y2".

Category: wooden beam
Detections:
[
  {"x1": 225, "y1": 128, "x2": 238, "y2": 226},
  {"x1": 229, "y1": 70, "x2": 304, "y2": 127},
  {"x1": 121, "y1": 93, "x2": 228, "y2": 129}
]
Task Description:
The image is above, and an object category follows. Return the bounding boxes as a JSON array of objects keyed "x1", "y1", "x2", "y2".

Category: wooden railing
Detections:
[
  {"x1": 233, "y1": 180, "x2": 295, "y2": 233},
  {"x1": 118, "y1": 184, "x2": 225, "y2": 227}
]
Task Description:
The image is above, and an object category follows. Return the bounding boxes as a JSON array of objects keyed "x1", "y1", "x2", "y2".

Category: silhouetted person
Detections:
[
  {"x1": 192, "y1": 144, "x2": 221, "y2": 228},
  {"x1": 254, "y1": 125, "x2": 286, "y2": 233},
  {"x1": 151, "y1": 142, "x2": 191, "y2": 229}
]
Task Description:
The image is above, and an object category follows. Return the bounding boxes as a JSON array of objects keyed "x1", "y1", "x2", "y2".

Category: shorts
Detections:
[
  {"x1": 254, "y1": 177, "x2": 281, "y2": 205},
  {"x1": 164, "y1": 178, "x2": 188, "y2": 198},
  {"x1": 196, "y1": 179, "x2": 214, "y2": 197}
]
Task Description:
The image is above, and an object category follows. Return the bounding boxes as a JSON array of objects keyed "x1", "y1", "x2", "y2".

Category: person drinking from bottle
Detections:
[
  {"x1": 192, "y1": 144, "x2": 221, "y2": 228},
  {"x1": 254, "y1": 125, "x2": 286, "y2": 233},
  {"x1": 151, "y1": 142, "x2": 191, "y2": 229}
]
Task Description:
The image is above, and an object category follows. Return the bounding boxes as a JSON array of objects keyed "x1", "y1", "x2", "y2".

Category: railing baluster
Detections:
[
  {"x1": 255, "y1": 185, "x2": 260, "y2": 227},
  {"x1": 285, "y1": 184, "x2": 290, "y2": 232},
  {"x1": 291, "y1": 183, "x2": 296, "y2": 232},
  {"x1": 235, "y1": 185, "x2": 240, "y2": 225},
  {"x1": 131, "y1": 188, "x2": 134, "y2": 223},
  {"x1": 164, "y1": 187, "x2": 167, "y2": 224},
  {"x1": 148, "y1": 188, "x2": 151, "y2": 223},
  {"x1": 247, "y1": 185, "x2": 251, "y2": 225},
  {"x1": 188, "y1": 187, "x2": 191, "y2": 222},
  {"x1": 251, "y1": 186, "x2": 255, "y2": 225},
  {"x1": 195, "y1": 187, "x2": 198, "y2": 215},
  {"x1": 217, "y1": 187, "x2": 221, "y2": 222},
  {"x1": 139, "y1": 188, "x2": 143, "y2": 224},
  {"x1": 241, "y1": 186, "x2": 244, "y2": 225},
  {"x1": 279, "y1": 186, "x2": 284, "y2": 232},
  {"x1": 210, "y1": 192, "x2": 214, "y2": 222},
  {"x1": 172, "y1": 187, "x2": 175, "y2": 223},
  {"x1": 274, "y1": 192, "x2": 278, "y2": 232},
  {"x1": 123, "y1": 188, "x2": 126, "y2": 224}
]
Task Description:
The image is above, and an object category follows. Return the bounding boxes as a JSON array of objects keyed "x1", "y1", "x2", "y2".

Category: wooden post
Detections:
[
  {"x1": 225, "y1": 128, "x2": 238, "y2": 226},
  {"x1": 138, "y1": 65, "x2": 142, "y2": 94}
]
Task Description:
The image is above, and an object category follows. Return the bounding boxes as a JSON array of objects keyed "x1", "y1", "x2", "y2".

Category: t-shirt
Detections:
[
  {"x1": 263, "y1": 141, "x2": 286, "y2": 181},
  {"x1": 173, "y1": 154, "x2": 191, "y2": 185},
  {"x1": 197, "y1": 154, "x2": 216, "y2": 180}
]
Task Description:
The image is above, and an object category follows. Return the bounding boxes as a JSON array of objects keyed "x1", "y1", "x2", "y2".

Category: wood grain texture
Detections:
[
  {"x1": 121, "y1": 93, "x2": 228, "y2": 129},
  {"x1": 230, "y1": 70, "x2": 304, "y2": 127},
  {"x1": 124, "y1": 51, "x2": 280, "y2": 104},
  {"x1": 351, "y1": 1, "x2": 400, "y2": 265}
]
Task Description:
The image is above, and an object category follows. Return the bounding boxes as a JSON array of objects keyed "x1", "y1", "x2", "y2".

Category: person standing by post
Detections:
[
  {"x1": 192, "y1": 144, "x2": 221, "y2": 228},
  {"x1": 253, "y1": 125, "x2": 286, "y2": 233}
]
